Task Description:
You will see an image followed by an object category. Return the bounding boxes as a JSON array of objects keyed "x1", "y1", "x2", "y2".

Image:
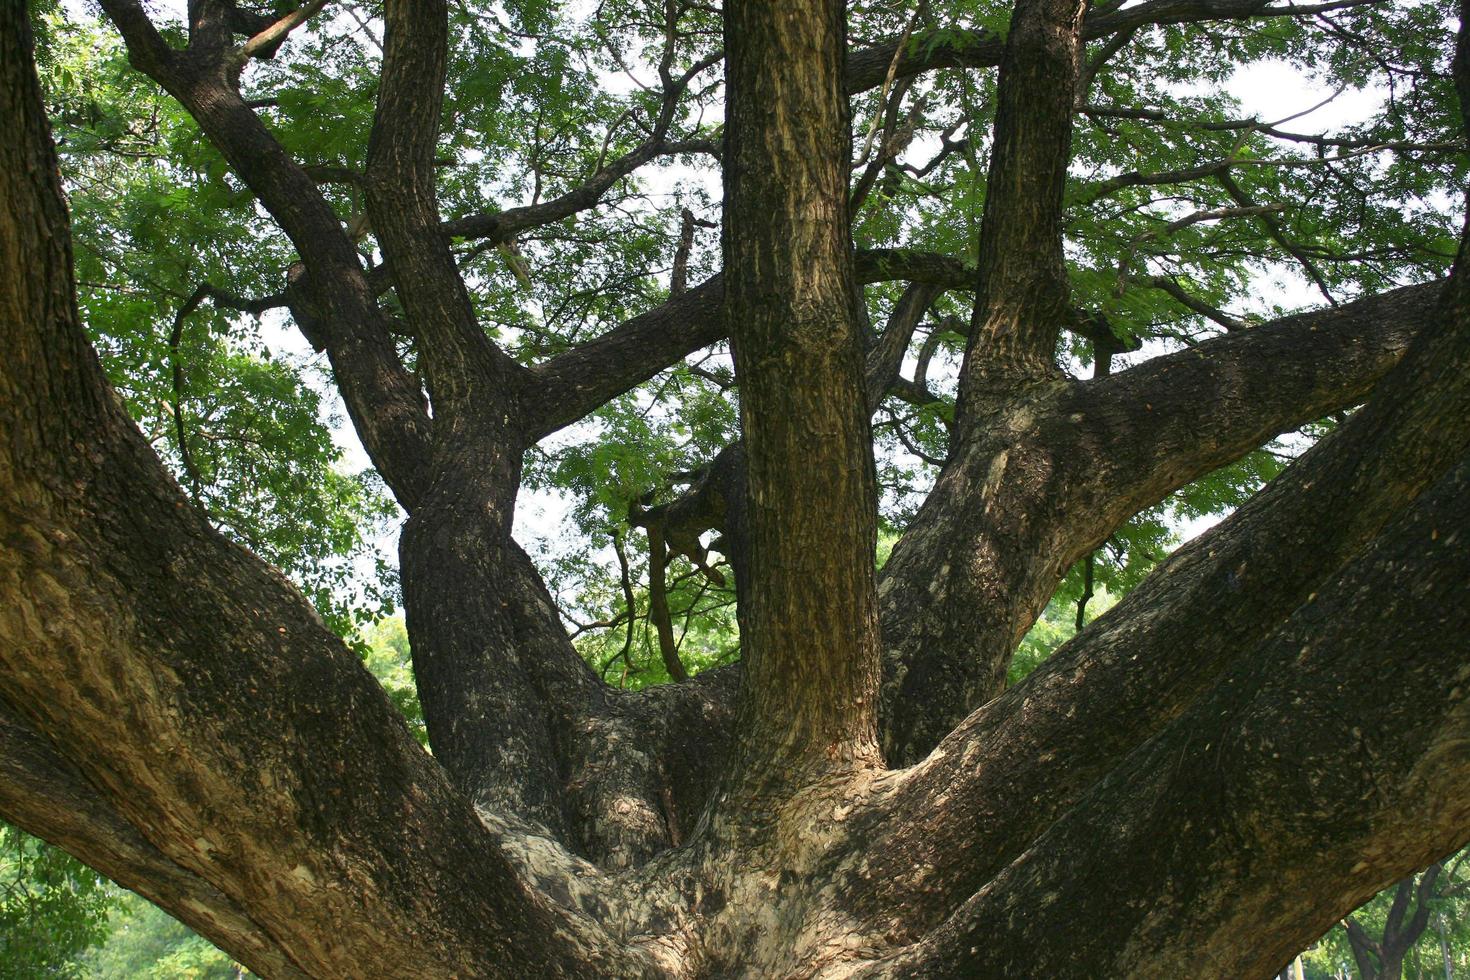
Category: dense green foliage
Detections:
[
  {"x1": 0, "y1": 825, "x2": 116, "y2": 977},
  {"x1": 360, "y1": 617, "x2": 428, "y2": 744},
  {"x1": 32, "y1": 7, "x2": 399, "y2": 640},
  {"x1": 76, "y1": 890, "x2": 251, "y2": 980},
  {"x1": 26, "y1": 1, "x2": 1466, "y2": 686}
]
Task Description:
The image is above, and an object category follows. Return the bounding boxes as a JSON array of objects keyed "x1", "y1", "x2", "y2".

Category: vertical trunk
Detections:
[
  {"x1": 399, "y1": 487, "x2": 577, "y2": 833},
  {"x1": 875, "y1": 0, "x2": 1090, "y2": 764},
  {"x1": 955, "y1": 0, "x2": 1088, "y2": 405},
  {"x1": 722, "y1": 0, "x2": 880, "y2": 785}
]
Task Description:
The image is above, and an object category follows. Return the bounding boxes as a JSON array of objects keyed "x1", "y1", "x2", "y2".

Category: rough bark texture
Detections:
[
  {"x1": 720, "y1": 0, "x2": 882, "y2": 787},
  {"x1": 878, "y1": 280, "x2": 1439, "y2": 764},
  {"x1": 3, "y1": 0, "x2": 1469, "y2": 976},
  {"x1": 0, "y1": 14, "x2": 642, "y2": 972}
]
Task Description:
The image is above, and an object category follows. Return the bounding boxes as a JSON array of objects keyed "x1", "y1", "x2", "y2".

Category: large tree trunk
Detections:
[
  {"x1": 4, "y1": 0, "x2": 1470, "y2": 977},
  {"x1": 719, "y1": 0, "x2": 880, "y2": 794}
]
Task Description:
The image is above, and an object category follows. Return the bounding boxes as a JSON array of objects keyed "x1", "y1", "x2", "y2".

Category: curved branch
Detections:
[
  {"x1": 866, "y1": 447, "x2": 1470, "y2": 978},
  {"x1": 847, "y1": 0, "x2": 1299, "y2": 96},
  {"x1": 443, "y1": 48, "x2": 721, "y2": 247},
  {"x1": 877, "y1": 278, "x2": 1440, "y2": 765},
  {"x1": 0, "y1": 702, "x2": 309, "y2": 978},
  {"x1": 1127, "y1": 273, "x2": 1249, "y2": 330},
  {"x1": 854, "y1": 254, "x2": 1469, "y2": 935},
  {"x1": 444, "y1": 139, "x2": 716, "y2": 245},
  {"x1": 524, "y1": 249, "x2": 971, "y2": 443},
  {"x1": 98, "y1": 0, "x2": 434, "y2": 509},
  {"x1": 0, "y1": 14, "x2": 636, "y2": 971}
]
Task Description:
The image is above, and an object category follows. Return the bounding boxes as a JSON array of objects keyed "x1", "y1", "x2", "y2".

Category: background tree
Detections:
[
  {"x1": 2, "y1": 0, "x2": 1470, "y2": 976},
  {"x1": 0, "y1": 824, "x2": 116, "y2": 977},
  {"x1": 77, "y1": 888, "x2": 255, "y2": 979},
  {"x1": 1300, "y1": 849, "x2": 1470, "y2": 980}
]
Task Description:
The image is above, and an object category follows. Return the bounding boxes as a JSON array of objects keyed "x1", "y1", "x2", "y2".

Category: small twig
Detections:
[
  {"x1": 1128, "y1": 274, "x2": 1249, "y2": 331},
  {"x1": 855, "y1": 8, "x2": 918, "y2": 169},
  {"x1": 1117, "y1": 204, "x2": 1286, "y2": 288},
  {"x1": 1218, "y1": 172, "x2": 1337, "y2": 305},
  {"x1": 614, "y1": 531, "x2": 639, "y2": 686},
  {"x1": 644, "y1": 524, "x2": 689, "y2": 682},
  {"x1": 234, "y1": 0, "x2": 331, "y2": 69},
  {"x1": 1074, "y1": 551, "x2": 1096, "y2": 632}
]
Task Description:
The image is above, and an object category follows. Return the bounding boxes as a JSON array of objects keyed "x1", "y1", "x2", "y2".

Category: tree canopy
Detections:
[{"x1": 2, "y1": 0, "x2": 1469, "y2": 976}]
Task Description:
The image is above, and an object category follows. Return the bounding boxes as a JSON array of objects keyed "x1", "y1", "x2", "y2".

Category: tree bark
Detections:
[
  {"x1": 864, "y1": 446, "x2": 1470, "y2": 977},
  {"x1": 4, "y1": 1, "x2": 1470, "y2": 977},
  {"x1": 0, "y1": 10, "x2": 640, "y2": 972},
  {"x1": 719, "y1": 0, "x2": 882, "y2": 791}
]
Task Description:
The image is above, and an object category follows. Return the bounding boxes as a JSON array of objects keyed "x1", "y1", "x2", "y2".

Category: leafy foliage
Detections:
[
  {"x1": 33, "y1": 9, "x2": 399, "y2": 639},
  {"x1": 78, "y1": 889, "x2": 250, "y2": 979},
  {"x1": 10, "y1": 0, "x2": 1467, "y2": 967},
  {"x1": 0, "y1": 824, "x2": 116, "y2": 978},
  {"x1": 30, "y1": 0, "x2": 1465, "y2": 684},
  {"x1": 362, "y1": 617, "x2": 428, "y2": 745}
]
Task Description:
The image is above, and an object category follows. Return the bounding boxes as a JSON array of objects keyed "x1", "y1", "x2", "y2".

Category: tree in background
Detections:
[
  {"x1": 78, "y1": 889, "x2": 252, "y2": 980},
  {"x1": 3, "y1": 0, "x2": 1470, "y2": 976},
  {"x1": 1302, "y1": 849, "x2": 1470, "y2": 980},
  {"x1": 0, "y1": 824, "x2": 115, "y2": 977}
]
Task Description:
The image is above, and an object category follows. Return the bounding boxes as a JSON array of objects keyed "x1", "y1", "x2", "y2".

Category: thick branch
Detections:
[
  {"x1": 1344, "y1": 917, "x2": 1383, "y2": 980},
  {"x1": 870, "y1": 448, "x2": 1470, "y2": 978},
  {"x1": 956, "y1": 0, "x2": 1087, "y2": 405},
  {"x1": 644, "y1": 526, "x2": 691, "y2": 683},
  {"x1": 0, "y1": 15, "x2": 634, "y2": 971},
  {"x1": 233, "y1": 0, "x2": 329, "y2": 68},
  {"x1": 99, "y1": 0, "x2": 434, "y2": 509},
  {"x1": 1391, "y1": 864, "x2": 1445, "y2": 960},
  {"x1": 877, "y1": 279, "x2": 1440, "y2": 765},
  {"x1": 366, "y1": 0, "x2": 523, "y2": 422},
  {"x1": 856, "y1": 258, "x2": 1468, "y2": 933},
  {"x1": 866, "y1": 283, "x2": 943, "y2": 411},
  {"x1": 719, "y1": 0, "x2": 881, "y2": 791},
  {"x1": 1382, "y1": 871, "x2": 1419, "y2": 952},
  {"x1": 1067, "y1": 281, "x2": 1436, "y2": 543},
  {"x1": 526, "y1": 275, "x2": 724, "y2": 442},
  {"x1": 0, "y1": 702, "x2": 308, "y2": 978}
]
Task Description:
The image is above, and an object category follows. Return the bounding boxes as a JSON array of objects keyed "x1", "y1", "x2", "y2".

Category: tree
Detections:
[
  {"x1": 1341, "y1": 864, "x2": 1455, "y2": 980},
  {"x1": 1302, "y1": 848, "x2": 1470, "y2": 980},
  {"x1": 2, "y1": 0, "x2": 1470, "y2": 975},
  {"x1": 81, "y1": 888, "x2": 253, "y2": 980},
  {"x1": 0, "y1": 823, "x2": 116, "y2": 976}
]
